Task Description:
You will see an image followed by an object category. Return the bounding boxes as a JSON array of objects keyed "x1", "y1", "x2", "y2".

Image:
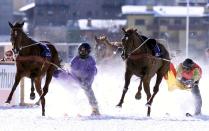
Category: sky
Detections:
[{"x1": 0, "y1": 58, "x2": 209, "y2": 131}]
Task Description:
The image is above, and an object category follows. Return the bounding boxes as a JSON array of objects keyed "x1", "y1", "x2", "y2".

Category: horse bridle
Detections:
[
  {"x1": 10, "y1": 28, "x2": 23, "y2": 54},
  {"x1": 121, "y1": 35, "x2": 170, "y2": 62},
  {"x1": 121, "y1": 33, "x2": 149, "y2": 60},
  {"x1": 11, "y1": 30, "x2": 40, "y2": 55}
]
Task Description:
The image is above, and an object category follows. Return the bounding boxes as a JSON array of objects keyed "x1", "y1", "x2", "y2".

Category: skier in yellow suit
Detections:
[{"x1": 175, "y1": 58, "x2": 202, "y2": 116}]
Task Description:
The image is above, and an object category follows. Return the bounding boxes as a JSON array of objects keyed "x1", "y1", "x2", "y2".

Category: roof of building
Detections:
[
  {"x1": 68, "y1": 19, "x2": 127, "y2": 32},
  {"x1": 122, "y1": 5, "x2": 208, "y2": 17},
  {"x1": 19, "y1": 2, "x2": 35, "y2": 12}
]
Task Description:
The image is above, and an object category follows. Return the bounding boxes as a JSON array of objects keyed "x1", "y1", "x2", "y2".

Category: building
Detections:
[
  {"x1": 13, "y1": 0, "x2": 34, "y2": 11},
  {"x1": 67, "y1": 19, "x2": 126, "y2": 43},
  {"x1": 68, "y1": 0, "x2": 124, "y2": 19},
  {"x1": 125, "y1": 0, "x2": 208, "y2": 6},
  {"x1": 122, "y1": 5, "x2": 209, "y2": 58},
  {"x1": 20, "y1": 0, "x2": 124, "y2": 26},
  {"x1": 177, "y1": 0, "x2": 208, "y2": 6},
  {"x1": 18, "y1": 0, "x2": 125, "y2": 43},
  {"x1": 0, "y1": 0, "x2": 13, "y2": 37}
]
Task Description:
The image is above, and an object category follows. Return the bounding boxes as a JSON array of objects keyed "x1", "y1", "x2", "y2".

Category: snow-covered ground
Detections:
[{"x1": 0, "y1": 58, "x2": 209, "y2": 131}]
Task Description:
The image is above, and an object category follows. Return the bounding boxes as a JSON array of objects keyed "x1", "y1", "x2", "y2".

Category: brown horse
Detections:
[
  {"x1": 6, "y1": 21, "x2": 61, "y2": 116},
  {"x1": 116, "y1": 28, "x2": 170, "y2": 116},
  {"x1": 94, "y1": 35, "x2": 122, "y2": 62}
]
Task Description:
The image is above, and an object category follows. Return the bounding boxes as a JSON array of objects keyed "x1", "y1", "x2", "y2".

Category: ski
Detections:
[{"x1": 185, "y1": 113, "x2": 193, "y2": 117}]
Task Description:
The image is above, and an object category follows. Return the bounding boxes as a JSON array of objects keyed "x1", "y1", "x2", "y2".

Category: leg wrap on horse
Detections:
[{"x1": 123, "y1": 88, "x2": 128, "y2": 92}]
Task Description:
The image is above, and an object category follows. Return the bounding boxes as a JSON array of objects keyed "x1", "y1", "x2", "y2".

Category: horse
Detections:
[
  {"x1": 6, "y1": 21, "x2": 61, "y2": 116},
  {"x1": 116, "y1": 28, "x2": 170, "y2": 116},
  {"x1": 94, "y1": 35, "x2": 122, "y2": 62}
]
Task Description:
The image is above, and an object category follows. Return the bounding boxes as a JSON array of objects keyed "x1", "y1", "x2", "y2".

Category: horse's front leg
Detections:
[
  {"x1": 116, "y1": 70, "x2": 133, "y2": 107},
  {"x1": 5, "y1": 73, "x2": 22, "y2": 103},
  {"x1": 135, "y1": 78, "x2": 143, "y2": 100}
]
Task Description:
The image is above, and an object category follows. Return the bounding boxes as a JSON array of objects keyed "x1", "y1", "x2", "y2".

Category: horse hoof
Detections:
[
  {"x1": 30, "y1": 93, "x2": 36, "y2": 100},
  {"x1": 145, "y1": 103, "x2": 151, "y2": 107},
  {"x1": 116, "y1": 104, "x2": 122, "y2": 108},
  {"x1": 3, "y1": 102, "x2": 10, "y2": 106},
  {"x1": 5, "y1": 101, "x2": 10, "y2": 104},
  {"x1": 135, "y1": 93, "x2": 141, "y2": 100}
]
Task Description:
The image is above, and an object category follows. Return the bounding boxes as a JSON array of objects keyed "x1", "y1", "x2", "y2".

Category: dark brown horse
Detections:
[
  {"x1": 6, "y1": 21, "x2": 61, "y2": 116},
  {"x1": 94, "y1": 35, "x2": 122, "y2": 62},
  {"x1": 116, "y1": 28, "x2": 170, "y2": 116}
]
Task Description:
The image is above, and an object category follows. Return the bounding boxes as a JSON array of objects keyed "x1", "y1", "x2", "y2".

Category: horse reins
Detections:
[
  {"x1": 13, "y1": 42, "x2": 64, "y2": 71},
  {"x1": 125, "y1": 38, "x2": 171, "y2": 62},
  {"x1": 18, "y1": 42, "x2": 42, "y2": 51},
  {"x1": 128, "y1": 38, "x2": 150, "y2": 56},
  {"x1": 15, "y1": 55, "x2": 64, "y2": 71}
]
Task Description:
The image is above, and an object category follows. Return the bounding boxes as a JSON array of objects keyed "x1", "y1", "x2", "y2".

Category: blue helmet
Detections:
[
  {"x1": 78, "y1": 43, "x2": 91, "y2": 58},
  {"x1": 78, "y1": 43, "x2": 91, "y2": 53}
]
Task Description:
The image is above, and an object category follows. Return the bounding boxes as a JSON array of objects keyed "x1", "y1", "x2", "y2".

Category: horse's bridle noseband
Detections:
[
  {"x1": 121, "y1": 35, "x2": 150, "y2": 60},
  {"x1": 10, "y1": 28, "x2": 23, "y2": 55}
]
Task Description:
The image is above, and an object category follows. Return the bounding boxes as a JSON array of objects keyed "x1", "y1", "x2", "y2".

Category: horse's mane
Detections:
[
  {"x1": 123, "y1": 28, "x2": 170, "y2": 59},
  {"x1": 13, "y1": 22, "x2": 36, "y2": 44},
  {"x1": 125, "y1": 28, "x2": 141, "y2": 37}
]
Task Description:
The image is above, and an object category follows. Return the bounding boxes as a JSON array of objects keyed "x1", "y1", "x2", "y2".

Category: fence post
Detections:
[{"x1": 19, "y1": 78, "x2": 25, "y2": 106}]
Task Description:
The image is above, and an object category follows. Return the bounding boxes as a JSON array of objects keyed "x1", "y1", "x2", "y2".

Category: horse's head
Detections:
[
  {"x1": 94, "y1": 35, "x2": 107, "y2": 51},
  {"x1": 94, "y1": 36, "x2": 107, "y2": 58},
  {"x1": 121, "y1": 28, "x2": 143, "y2": 60},
  {"x1": 8, "y1": 21, "x2": 25, "y2": 54}
]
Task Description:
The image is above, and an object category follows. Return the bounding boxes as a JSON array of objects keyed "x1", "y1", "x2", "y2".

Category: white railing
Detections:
[{"x1": 0, "y1": 62, "x2": 25, "y2": 105}]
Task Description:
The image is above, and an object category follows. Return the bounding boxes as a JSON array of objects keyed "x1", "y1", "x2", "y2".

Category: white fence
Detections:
[{"x1": 0, "y1": 62, "x2": 24, "y2": 105}]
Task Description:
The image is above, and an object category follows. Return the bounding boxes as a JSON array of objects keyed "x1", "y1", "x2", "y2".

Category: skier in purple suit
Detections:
[
  {"x1": 53, "y1": 43, "x2": 100, "y2": 116},
  {"x1": 70, "y1": 43, "x2": 100, "y2": 116},
  {"x1": 54, "y1": 43, "x2": 100, "y2": 115}
]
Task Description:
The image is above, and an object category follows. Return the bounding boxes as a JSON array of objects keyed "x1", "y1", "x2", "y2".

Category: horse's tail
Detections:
[{"x1": 157, "y1": 42, "x2": 170, "y2": 60}]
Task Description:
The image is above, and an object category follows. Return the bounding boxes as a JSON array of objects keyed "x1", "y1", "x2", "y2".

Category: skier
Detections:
[
  {"x1": 176, "y1": 58, "x2": 202, "y2": 116},
  {"x1": 54, "y1": 43, "x2": 100, "y2": 116}
]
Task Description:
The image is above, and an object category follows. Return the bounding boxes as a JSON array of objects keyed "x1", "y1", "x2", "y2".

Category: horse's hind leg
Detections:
[
  {"x1": 30, "y1": 78, "x2": 36, "y2": 100},
  {"x1": 34, "y1": 77, "x2": 42, "y2": 105},
  {"x1": 38, "y1": 70, "x2": 53, "y2": 116},
  {"x1": 5, "y1": 73, "x2": 22, "y2": 103},
  {"x1": 135, "y1": 78, "x2": 143, "y2": 100},
  {"x1": 146, "y1": 75, "x2": 163, "y2": 107},
  {"x1": 143, "y1": 78, "x2": 152, "y2": 116},
  {"x1": 116, "y1": 70, "x2": 133, "y2": 107}
]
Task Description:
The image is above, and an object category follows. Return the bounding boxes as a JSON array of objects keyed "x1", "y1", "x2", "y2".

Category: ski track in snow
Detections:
[{"x1": 0, "y1": 59, "x2": 209, "y2": 131}]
